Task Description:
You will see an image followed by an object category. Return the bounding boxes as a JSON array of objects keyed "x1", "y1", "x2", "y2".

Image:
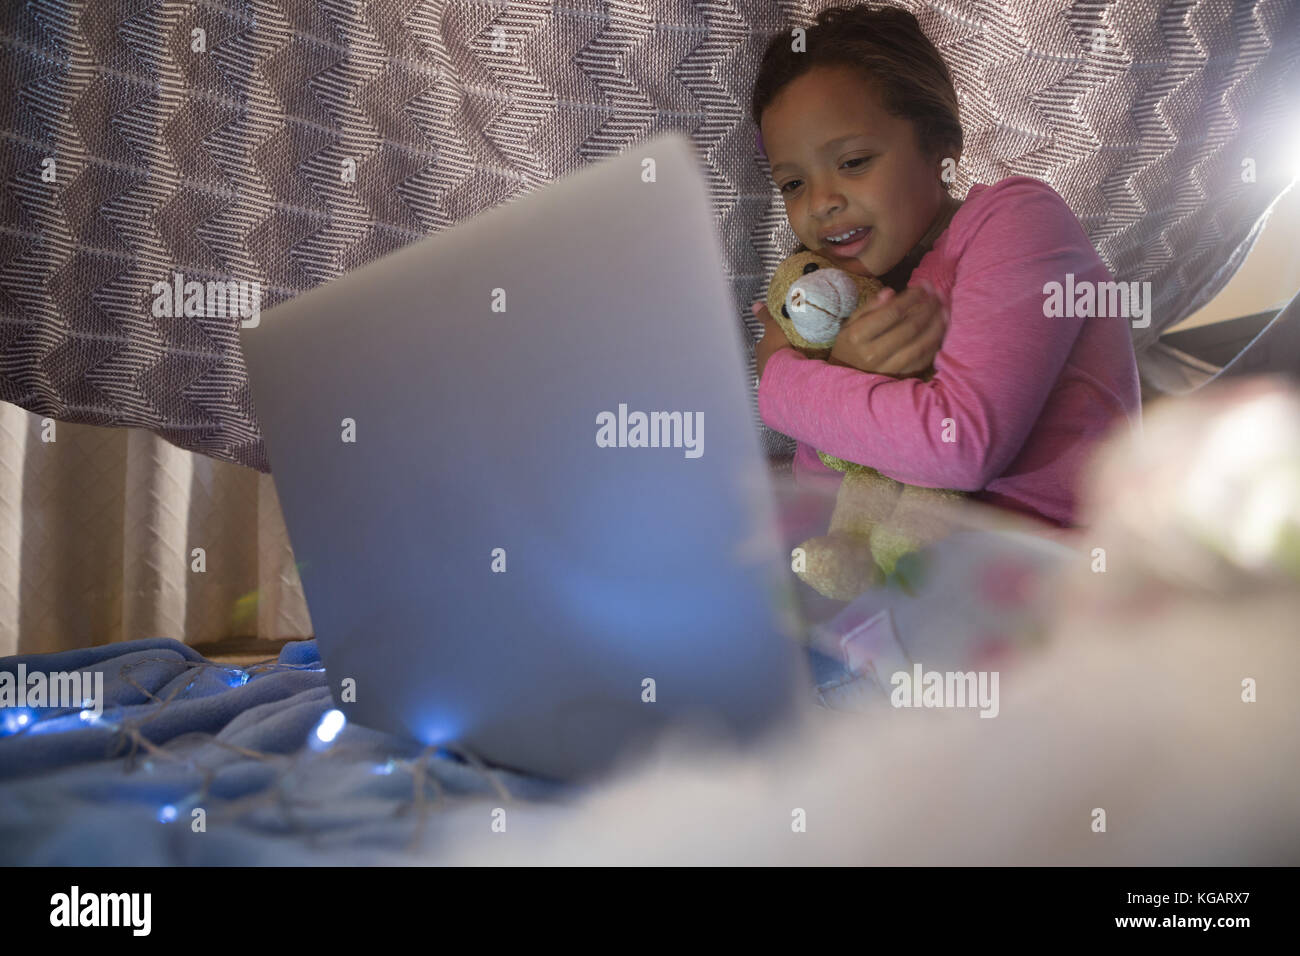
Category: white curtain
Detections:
[{"x1": 0, "y1": 402, "x2": 311, "y2": 656}]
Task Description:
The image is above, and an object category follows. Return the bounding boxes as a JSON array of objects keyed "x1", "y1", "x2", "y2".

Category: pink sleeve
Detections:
[{"x1": 757, "y1": 179, "x2": 1096, "y2": 491}]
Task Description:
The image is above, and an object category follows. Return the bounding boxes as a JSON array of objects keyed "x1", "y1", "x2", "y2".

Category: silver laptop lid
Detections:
[{"x1": 240, "y1": 132, "x2": 809, "y2": 781}]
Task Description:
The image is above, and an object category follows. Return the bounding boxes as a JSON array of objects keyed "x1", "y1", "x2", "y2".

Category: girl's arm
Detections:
[{"x1": 758, "y1": 178, "x2": 1099, "y2": 491}]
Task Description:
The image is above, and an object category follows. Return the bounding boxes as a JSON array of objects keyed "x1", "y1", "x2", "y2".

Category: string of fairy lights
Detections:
[{"x1": 1, "y1": 654, "x2": 515, "y2": 850}]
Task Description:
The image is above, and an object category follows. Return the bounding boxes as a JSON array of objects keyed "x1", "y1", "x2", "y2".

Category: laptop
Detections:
[{"x1": 239, "y1": 131, "x2": 814, "y2": 781}]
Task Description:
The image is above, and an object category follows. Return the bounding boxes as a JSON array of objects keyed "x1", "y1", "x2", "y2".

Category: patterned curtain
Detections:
[{"x1": 1, "y1": 0, "x2": 1296, "y2": 650}]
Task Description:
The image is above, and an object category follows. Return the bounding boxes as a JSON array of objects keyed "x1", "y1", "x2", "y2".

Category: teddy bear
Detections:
[{"x1": 764, "y1": 250, "x2": 964, "y2": 600}]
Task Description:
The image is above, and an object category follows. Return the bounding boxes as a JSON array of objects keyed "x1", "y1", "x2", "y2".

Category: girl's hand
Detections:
[
  {"x1": 829, "y1": 285, "x2": 948, "y2": 377},
  {"x1": 752, "y1": 301, "x2": 794, "y2": 380}
]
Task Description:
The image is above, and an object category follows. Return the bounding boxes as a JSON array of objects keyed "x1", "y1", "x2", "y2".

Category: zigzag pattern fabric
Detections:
[{"x1": 1, "y1": 0, "x2": 1297, "y2": 472}]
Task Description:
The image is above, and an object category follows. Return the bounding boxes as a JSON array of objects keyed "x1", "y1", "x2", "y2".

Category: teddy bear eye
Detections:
[
  {"x1": 802, "y1": 263, "x2": 819, "y2": 274},
  {"x1": 781, "y1": 304, "x2": 789, "y2": 318}
]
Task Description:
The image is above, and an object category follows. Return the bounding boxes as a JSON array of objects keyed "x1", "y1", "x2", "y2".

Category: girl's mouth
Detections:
[{"x1": 824, "y1": 226, "x2": 871, "y2": 257}]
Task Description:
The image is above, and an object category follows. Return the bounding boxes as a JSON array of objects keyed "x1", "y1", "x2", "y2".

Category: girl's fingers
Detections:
[
  {"x1": 752, "y1": 301, "x2": 773, "y2": 329},
  {"x1": 861, "y1": 300, "x2": 946, "y2": 373},
  {"x1": 897, "y1": 307, "x2": 949, "y2": 372},
  {"x1": 866, "y1": 323, "x2": 917, "y2": 371},
  {"x1": 849, "y1": 287, "x2": 933, "y2": 343},
  {"x1": 900, "y1": 320, "x2": 947, "y2": 374}
]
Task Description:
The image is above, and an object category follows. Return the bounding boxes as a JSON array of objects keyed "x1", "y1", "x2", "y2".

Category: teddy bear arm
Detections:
[
  {"x1": 869, "y1": 484, "x2": 965, "y2": 576},
  {"x1": 827, "y1": 468, "x2": 903, "y2": 536}
]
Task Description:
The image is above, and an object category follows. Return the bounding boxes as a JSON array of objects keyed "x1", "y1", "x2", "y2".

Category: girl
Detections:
[{"x1": 751, "y1": 5, "x2": 1141, "y2": 528}]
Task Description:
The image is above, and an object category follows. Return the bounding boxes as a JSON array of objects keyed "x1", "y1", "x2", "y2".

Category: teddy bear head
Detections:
[{"x1": 765, "y1": 250, "x2": 885, "y2": 358}]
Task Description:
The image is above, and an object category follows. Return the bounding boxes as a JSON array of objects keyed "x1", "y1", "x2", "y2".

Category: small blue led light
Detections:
[
  {"x1": 0, "y1": 709, "x2": 33, "y2": 735},
  {"x1": 24, "y1": 713, "x2": 84, "y2": 736},
  {"x1": 158, "y1": 804, "x2": 177, "y2": 823},
  {"x1": 314, "y1": 708, "x2": 346, "y2": 745}
]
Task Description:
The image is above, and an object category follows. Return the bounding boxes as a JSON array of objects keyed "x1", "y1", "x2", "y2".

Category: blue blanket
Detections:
[{"x1": 0, "y1": 639, "x2": 572, "y2": 865}]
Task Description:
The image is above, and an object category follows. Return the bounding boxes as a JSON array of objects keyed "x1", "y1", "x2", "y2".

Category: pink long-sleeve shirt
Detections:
[{"x1": 758, "y1": 175, "x2": 1141, "y2": 528}]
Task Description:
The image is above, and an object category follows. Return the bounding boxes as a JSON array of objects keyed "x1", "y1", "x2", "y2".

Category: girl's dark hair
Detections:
[{"x1": 751, "y1": 4, "x2": 963, "y2": 176}]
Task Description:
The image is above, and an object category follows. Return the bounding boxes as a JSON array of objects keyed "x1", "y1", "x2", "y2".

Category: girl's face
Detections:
[{"x1": 761, "y1": 65, "x2": 951, "y2": 279}]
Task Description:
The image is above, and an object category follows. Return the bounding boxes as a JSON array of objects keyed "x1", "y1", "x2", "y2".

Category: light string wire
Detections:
[{"x1": 3, "y1": 653, "x2": 515, "y2": 852}]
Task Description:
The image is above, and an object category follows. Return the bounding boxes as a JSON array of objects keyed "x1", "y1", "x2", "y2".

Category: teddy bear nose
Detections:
[{"x1": 783, "y1": 268, "x2": 862, "y2": 347}]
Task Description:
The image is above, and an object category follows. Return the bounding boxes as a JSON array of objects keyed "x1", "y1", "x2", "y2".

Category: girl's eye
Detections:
[{"x1": 778, "y1": 157, "x2": 873, "y2": 194}]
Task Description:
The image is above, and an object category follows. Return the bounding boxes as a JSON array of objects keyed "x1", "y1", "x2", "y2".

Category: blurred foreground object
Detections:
[
  {"x1": 427, "y1": 375, "x2": 1300, "y2": 863},
  {"x1": 1077, "y1": 375, "x2": 1300, "y2": 602}
]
